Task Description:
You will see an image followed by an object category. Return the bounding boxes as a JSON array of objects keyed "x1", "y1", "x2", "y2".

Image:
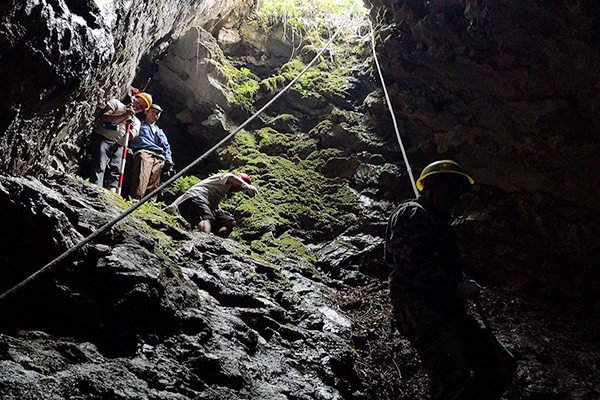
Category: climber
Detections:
[
  {"x1": 89, "y1": 92, "x2": 153, "y2": 192},
  {"x1": 129, "y1": 103, "x2": 173, "y2": 201},
  {"x1": 164, "y1": 172, "x2": 258, "y2": 238},
  {"x1": 384, "y1": 160, "x2": 517, "y2": 400}
]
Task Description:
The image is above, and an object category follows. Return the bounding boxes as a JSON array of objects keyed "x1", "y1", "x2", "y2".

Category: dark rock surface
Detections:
[
  {"x1": 0, "y1": 174, "x2": 362, "y2": 399},
  {"x1": 1, "y1": 0, "x2": 600, "y2": 399}
]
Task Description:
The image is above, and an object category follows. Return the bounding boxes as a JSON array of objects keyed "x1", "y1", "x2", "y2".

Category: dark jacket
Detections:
[{"x1": 385, "y1": 199, "x2": 466, "y2": 309}]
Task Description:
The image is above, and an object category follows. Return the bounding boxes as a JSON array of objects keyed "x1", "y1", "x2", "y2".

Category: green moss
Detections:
[
  {"x1": 306, "y1": 148, "x2": 344, "y2": 162},
  {"x1": 267, "y1": 114, "x2": 297, "y2": 126},
  {"x1": 308, "y1": 119, "x2": 333, "y2": 139},
  {"x1": 256, "y1": 128, "x2": 317, "y2": 157},
  {"x1": 132, "y1": 201, "x2": 185, "y2": 230},
  {"x1": 247, "y1": 232, "x2": 314, "y2": 268},
  {"x1": 210, "y1": 59, "x2": 260, "y2": 112},
  {"x1": 219, "y1": 129, "x2": 361, "y2": 258},
  {"x1": 162, "y1": 175, "x2": 201, "y2": 201},
  {"x1": 100, "y1": 190, "x2": 130, "y2": 211},
  {"x1": 260, "y1": 75, "x2": 287, "y2": 93},
  {"x1": 259, "y1": 57, "x2": 350, "y2": 99}
]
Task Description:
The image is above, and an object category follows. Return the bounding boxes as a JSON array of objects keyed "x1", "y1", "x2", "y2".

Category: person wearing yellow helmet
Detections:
[
  {"x1": 385, "y1": 160, "x2": 516, "y2": 400},
  {"x1": 88, "y1": 92, "x2": 153, "y2": 192}
]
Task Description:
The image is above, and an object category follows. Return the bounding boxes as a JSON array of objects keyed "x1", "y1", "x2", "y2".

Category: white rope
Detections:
[
  {"x1": 0, "y1": 0, "x2": 363, "y2": 307},
  {"x1": 369, "y1": 20, "x2": 419, "y2": 198}
]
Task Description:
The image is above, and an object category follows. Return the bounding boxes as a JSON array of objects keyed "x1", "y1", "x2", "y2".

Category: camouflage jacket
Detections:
[{"x1": 385, "y1": 199, "x2": 467, "y2": 308}]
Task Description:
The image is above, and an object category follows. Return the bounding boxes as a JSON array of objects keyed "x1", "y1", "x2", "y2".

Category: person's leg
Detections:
[
  {"x1": 106, "y1": 143, "x2": 124, "y2": 191},
  {"x1": 146, "y1": 158, "x2": 165, "y2": 201},
  {"x1": 410, "y1": 307, "x2": 474, "y2": 400},
  {"x1": 212, "y1": 214, "x2": 236, "y2": 238},
  {"x1": 179, "y1": 197, "x2": 215, "y2": 233},
  {"x1": 129, "y1": 152, "x2": 153, "y2": 199},
  {"x1": 461, "y1": 315, "x2": 517, "y2": 399},
  {"x1": 89, "y1": 134, "x2": 110, "y2": 187},
  {"x1": 197, "y1": 219, "x2": 212, "y2": 234}
]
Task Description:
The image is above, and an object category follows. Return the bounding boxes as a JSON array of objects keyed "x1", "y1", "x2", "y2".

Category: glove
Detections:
[
  {"x1": 241, "y1": 183, "x2": 258, "y2": 197},
  {"x1": 456, "y1": 279, "x2": 482, "y2": 299},
  {"x1": 162, "y1": 167, "x2": 176, "y2": 179}
]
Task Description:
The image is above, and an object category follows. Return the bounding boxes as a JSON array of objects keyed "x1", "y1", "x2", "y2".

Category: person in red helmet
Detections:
[{"x1": 165, "y1": 172, "x2": 258, "y2": 237}]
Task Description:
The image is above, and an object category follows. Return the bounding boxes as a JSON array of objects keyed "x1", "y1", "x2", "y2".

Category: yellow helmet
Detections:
[
  {"x1": 416, "y1": 160, "x2": 475, "y2": 191},
  {"x1": 135, "y1": 92, "x2": 153, "y2": 111}
]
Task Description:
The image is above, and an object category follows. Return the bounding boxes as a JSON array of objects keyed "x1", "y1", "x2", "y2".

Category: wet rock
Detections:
[
  {"x1": 0, "y1": 174, "x2": 377, "y2": 399},
  {"x1": 0, "y1": 0, "x2": 254, "y2": 176}
]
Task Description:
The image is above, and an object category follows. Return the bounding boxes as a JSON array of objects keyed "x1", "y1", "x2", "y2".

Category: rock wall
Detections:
[
  {"x1": 365, "y1": 0, "x2": 600, "y2": 209},
  {"x1": 362, "y1": 0, "x2": 600, "y2": 298},
  {"x1": 0, "y1": 0, "x2": 253, "y2": 176},
  {"x1": 0, "y1": 174, "x2": 363, "y2": 399}
]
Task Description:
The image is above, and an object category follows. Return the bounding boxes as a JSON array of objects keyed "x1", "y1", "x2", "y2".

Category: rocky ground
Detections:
[{"x1": 0, "y1": 170, "x2": 598, "y2": 399}]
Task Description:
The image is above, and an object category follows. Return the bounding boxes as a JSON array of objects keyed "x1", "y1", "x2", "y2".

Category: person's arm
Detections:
[
  {"x1": 157, "y1": 128, "x2": 173, "y2": 166},
  {"x1": 127, "y1": 118, "x2": 140, "y2": 141},
  {"x1": 227, "y1": 175, "x2": 258, "y2": 197},
  {"x1": 99, "y1": 104, "x2": 134, "y2": 125}
]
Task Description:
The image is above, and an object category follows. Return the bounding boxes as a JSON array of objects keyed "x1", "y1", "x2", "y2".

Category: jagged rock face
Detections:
[
  {"x1": 365, "y1": 0, "x2": 600, "y2": 209},
  {"x1": 148, "y1": 27, "x2": 238, "y2": 157},
  {"x1": 361, "y1": 0, "x2": 600, "y2": 300},
  {"x1": 0, "y1": 0, "x2": 253, "y2": 176},
  {"x1": 0, "y1": 175, "x2": 362, "y2": 399}
]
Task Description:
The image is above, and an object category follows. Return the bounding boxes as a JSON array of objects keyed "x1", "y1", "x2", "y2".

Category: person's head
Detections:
[
  {"x1": 133, "y1": 92, "x2": 153, "y2": 113},
  {"x1": 416, "y1": 160, "x2": 474, "y2": 211},
  {"x1": 235, "y1": 173, "x2": 251, "y2": 184},
  {"x1": 145, "y1": 104, "x2": 162, "y2": 124},
  {"x1": 230, "y1": 172, "x2": 252, "y2": 193}
]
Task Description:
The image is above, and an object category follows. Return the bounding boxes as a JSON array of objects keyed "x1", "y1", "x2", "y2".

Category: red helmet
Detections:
[{"x1": 235, "y1": 172, "x2": 251, "y2": 184}]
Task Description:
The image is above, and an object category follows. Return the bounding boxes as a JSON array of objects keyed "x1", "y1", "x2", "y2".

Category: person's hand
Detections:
[
  {"x1": 242, "y1": 183, "x2": 258, "y2": 197},
  {"x1": 456, "y1": 279, "x2": 482, "y2": 299},
  {"x1": 163, "y1": 162, "x2": 173, "y2": 172},
  {"x1": 163, "y1": 204, "x2": 177, "y2": 215},
  {"x1": 126, "y1": 104, "x2": 136, "y2": 120}
]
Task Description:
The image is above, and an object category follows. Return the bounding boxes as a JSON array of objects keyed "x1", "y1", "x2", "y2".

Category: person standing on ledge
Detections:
[
  {"x1": 165, "y1": 172, "x2": 258, "y2": 238},
  {"x1": 129, "y1": 103, "x2": 173, "y2": 201},
  {"x1": 89, "y1": 92, "x2": 153, "y2": 192},
  {"x1": 385, "y1": 160, "x2": 517, "y2": 400}
]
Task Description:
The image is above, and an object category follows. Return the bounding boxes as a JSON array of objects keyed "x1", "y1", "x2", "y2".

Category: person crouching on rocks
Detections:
[{"x1": 165, "y1": 172, "x2": 258, "y2": 238}]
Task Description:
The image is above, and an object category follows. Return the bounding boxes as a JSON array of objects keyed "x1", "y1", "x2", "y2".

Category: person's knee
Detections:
[
  {"x1": 217, "y1": 220, "x2": 236, "y2": 238},
  {"x1": 197, "y1": 219, "x2": 212, "y2": 234}
]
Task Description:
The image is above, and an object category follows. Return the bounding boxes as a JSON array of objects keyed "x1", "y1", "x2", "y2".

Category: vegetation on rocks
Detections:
[
  {"x1": 221, "y1": 128, "x2": 357, "y2": 242},
  {"x1": 252, "y1": 0, "x2": 366, "y2": 37},
  {"x1": 217, "y1": 128, "x2": 361, "y2": 265},
  {"x1": 210, "y1": 58, "x2": 261, "y2": 112},
  {"x1": 260, "y1": 57, "x2": 353, "y2": 100}
]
